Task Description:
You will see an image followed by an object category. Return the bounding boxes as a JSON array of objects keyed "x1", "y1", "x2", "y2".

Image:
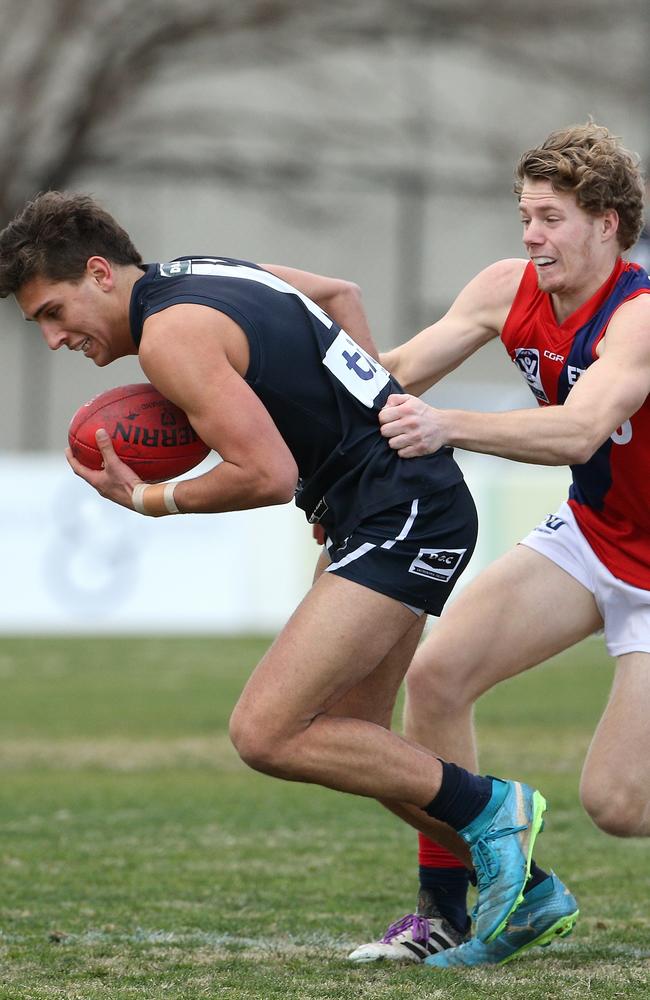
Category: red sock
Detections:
[{"x1": 418, "y1": 833, "x2": 466, "y2": 869}]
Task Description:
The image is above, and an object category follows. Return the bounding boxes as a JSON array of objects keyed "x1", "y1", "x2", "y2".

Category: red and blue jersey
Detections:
[{"x1": 501, "y1": 258, "x2": 650, "y2": 588}]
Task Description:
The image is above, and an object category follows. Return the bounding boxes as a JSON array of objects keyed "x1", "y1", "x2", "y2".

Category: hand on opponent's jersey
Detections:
[
  {"x1": 66, "y1": 429, "x2": 142, "y2": 510},
  {"x1": 379, "y1": 394, "x2": 446, "y2": 457}
]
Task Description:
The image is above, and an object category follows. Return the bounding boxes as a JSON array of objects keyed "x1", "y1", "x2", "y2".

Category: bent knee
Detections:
[
  {"x1": 229, "y1": 709, "x2": 284, "y2": 774},
  {"x1": 580, "y1": 777, "x2": 645, "y2": 837},
  {"x1": 405, "y1": 651, "x2": 473, "y2": 716}
]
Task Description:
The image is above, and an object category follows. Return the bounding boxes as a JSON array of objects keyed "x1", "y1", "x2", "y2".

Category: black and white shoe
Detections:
[{"x1": 348, "y1": 892, "x2": 468, "y2": 964}]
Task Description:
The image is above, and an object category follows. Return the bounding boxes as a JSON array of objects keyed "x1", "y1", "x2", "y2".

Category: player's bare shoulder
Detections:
[
  {"x1": 598, "y1": 287, "x2": 650, "y2": 358},
  {"x1": 611, "y1": 286, "x2": 650, "y2": 327},
  {"x1": 140, "y1": 302, "x2": 248, "y2": 375},
  {"x1": 460, "y1": 258, "x2": 527, "y2": 334},
  {"x1": 480, "y1": 258, "x2": 528, "y2": 296},
  {"x1": 448, "y1": 258, "x2": 527, "y2": 342}
]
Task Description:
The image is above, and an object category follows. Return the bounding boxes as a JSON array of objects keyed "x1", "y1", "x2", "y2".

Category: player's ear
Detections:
[
  {"x1": 601, "y1": 209, "x2": 619, "y2": 244},
  {"x1": 86, "y1": 256, "x2": 114, "y2": 289}
]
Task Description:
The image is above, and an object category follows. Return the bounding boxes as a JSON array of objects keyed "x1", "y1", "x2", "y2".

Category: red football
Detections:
[{"x1": 68, "y1": 383, "x2": 210, "y2": 482}]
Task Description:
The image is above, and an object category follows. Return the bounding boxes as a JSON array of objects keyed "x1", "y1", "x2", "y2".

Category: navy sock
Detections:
[
  {"x1": 524, "y1": 859, "x2": 550, "y2": 894},
  {"x1": 419, "y1": 865, "x2": 470, "y2": 935},
  {"x1": 423, "y1": 760, "x2": 494, "y2": 831}
]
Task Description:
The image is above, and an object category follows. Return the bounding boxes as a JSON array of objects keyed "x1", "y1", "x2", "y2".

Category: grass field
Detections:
[{"x1": 0, "y1": 635, "x2": 648, "y2": 999}]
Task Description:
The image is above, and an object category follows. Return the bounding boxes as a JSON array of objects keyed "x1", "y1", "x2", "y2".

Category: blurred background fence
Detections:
[{"x1": 0, "y1": 0, "x2": 647, "y2": 631}]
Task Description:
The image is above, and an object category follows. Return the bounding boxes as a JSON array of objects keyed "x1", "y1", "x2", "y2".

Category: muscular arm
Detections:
[
  {"x1": 68, "y1": 304, "x2": 298, "y2": 513},
  {"x1": 143, "y1": 306, "x2": 298, "y2": 512},
  {"x1": 380, "y1": 295, "x2": 650, "y2": 465},
  {"x1": 380, "y1": 259, "x2": 525, "y2": 395}
]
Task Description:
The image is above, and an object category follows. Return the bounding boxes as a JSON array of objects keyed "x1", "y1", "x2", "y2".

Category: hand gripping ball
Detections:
[{"x1": 68, "y1": 383, "x2": 210, "y2": 482}]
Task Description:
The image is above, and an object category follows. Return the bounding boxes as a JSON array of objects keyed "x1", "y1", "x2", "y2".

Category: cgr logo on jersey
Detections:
[
  {"x1": 513, "y1": 348, "x2": 549, "y2": 403},
  {"x1": 160, "y1": 260, "x2": 192, "y2": 278},
  {"x1": 408, "y1": 548, "x2": 466, "y2": 582}
]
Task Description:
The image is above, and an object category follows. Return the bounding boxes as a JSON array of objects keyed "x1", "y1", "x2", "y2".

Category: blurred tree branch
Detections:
[{"x1": 0, "y1": 0, "x2": 646, "y2": 221}]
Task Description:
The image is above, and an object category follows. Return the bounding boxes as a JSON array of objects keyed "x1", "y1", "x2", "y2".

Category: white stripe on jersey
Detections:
[{"x1": 172, "y1": 258, "x2": 334, "y2": 331}]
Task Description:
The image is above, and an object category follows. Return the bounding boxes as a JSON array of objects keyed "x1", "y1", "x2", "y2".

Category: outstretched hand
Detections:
[
  {"x1": 379, "y1": 393, "x2": 446, "y2": 457},
  {"x1": 66, "y1": 429, "x2": 142, "y2": 509}
]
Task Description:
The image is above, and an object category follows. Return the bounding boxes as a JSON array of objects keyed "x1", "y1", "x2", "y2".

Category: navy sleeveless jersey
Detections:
[
  {"x1": 502, "y1": 258, "x2": 650, "y2": 587},
  {"x1": 129, "y1": 257, "x2": 463, "y2": 540}
]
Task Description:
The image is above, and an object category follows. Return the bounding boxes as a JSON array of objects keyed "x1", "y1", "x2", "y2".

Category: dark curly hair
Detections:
[
  {"x1": 0, "y1": 191, "x2": 142, "y2": 297},
  {"x1": 514, "y1": 123, "x2": 645, "y2": 251}
]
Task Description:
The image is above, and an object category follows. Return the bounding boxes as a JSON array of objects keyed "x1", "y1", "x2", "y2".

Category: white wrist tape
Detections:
[
  {"x1": 132, "y1": 482, "x2": 181, "y2": 516},
  {"x1": 163, "y1": 482, "x2": 180, "y2": 514},
  {"x1": 131, "y1": 483, "x2": 149, "y2": 515}
]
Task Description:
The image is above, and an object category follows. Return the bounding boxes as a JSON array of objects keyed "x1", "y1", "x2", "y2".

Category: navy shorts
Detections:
[{"x1": 324, "y1": 480, "x2": 478, "y2": 616}]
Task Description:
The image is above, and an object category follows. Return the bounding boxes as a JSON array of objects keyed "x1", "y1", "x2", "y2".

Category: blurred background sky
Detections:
[{"x1": 0, "y1": 1, "x2": 648, "y2": 632}]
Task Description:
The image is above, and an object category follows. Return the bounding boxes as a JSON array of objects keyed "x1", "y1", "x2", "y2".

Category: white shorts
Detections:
[{"x1": 520, "y1": 501, "x2": 650, "y2": 658}]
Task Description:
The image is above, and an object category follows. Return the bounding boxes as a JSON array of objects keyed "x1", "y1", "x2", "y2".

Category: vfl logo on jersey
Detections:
[
  {"x1": 513, "y1": 348, "x2": 549, "y2": 403},
  {"x1": 408, "y1": 548, "x2": 466, "y2": 582},
  {"x1": 159, "y1": 260, "x2": 192, "y2": 277},
  {"x1": 323, "y1": 330, "x2": 390, "y2": 407}
]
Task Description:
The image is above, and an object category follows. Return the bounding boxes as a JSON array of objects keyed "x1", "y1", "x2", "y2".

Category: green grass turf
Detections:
[{"x1": 0, "y1": 635, "x2": 648, "y2": 998}]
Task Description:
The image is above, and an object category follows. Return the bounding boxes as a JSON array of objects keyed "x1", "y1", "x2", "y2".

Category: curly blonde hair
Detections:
[{"x1": 514, "y1": 123, "x2": 645, "y2": 251}]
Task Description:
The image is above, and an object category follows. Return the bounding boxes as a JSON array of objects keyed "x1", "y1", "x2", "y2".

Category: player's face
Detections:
[
  {"x1": 518, "y1": 179, "x2": 614, "y2": 298},
  {"x1": 17, "y1": 271, "x2": 123, "y2": 367}
]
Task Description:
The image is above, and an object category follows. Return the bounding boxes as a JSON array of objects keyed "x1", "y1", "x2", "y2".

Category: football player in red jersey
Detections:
[{"x1": 346, "y1": 123, "x2": 650, "y2": 967}]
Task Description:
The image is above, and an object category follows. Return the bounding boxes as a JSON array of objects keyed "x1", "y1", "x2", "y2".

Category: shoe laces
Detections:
[
  {"x1": 381, "y1": 913, "x2": 430, "y2": 944},
  {"x1": 472, "y1": 822, "x2": 527, "y2": 890}
]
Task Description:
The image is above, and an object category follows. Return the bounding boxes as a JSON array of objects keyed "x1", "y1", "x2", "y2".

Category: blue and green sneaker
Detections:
[
  {"x1": 424, "y1": 873, "x2": 578, "y2": 967},
  {"x1": 459, "y1": 778, "x2": 547, "y2": 942}
]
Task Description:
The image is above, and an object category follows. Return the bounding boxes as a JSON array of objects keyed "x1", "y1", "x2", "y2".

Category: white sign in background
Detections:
[
  {"x1": 1, "y1": 454, "x2": 315, "y2": 633},
  {"x1": 0, "y1": 454, "x2": 570, "y2": 634}
]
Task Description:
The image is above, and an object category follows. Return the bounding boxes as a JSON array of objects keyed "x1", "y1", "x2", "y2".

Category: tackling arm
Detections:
[
  {"x1": 380, "y1": 295, "x2": 650, "y2": 464},
  {"x1": 380, "y1": 259, "x2": 524, "y2": 396}
]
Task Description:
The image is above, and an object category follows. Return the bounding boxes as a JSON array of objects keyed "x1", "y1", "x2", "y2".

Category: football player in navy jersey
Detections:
[
  {"x1": 0, "y1": 193, "x2": 552, "y2": 954},
  {"x1": 346, "y1": 123, "x2": 650, "y2": 968}
]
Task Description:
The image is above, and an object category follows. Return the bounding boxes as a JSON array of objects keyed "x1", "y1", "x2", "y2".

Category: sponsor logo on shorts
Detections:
[
  {"x1": 408, "y1": 548, "x2": 466, "y2": 582},
  {"x1": 513, "y1": 347, "x2": 549, "y2": 403}
]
